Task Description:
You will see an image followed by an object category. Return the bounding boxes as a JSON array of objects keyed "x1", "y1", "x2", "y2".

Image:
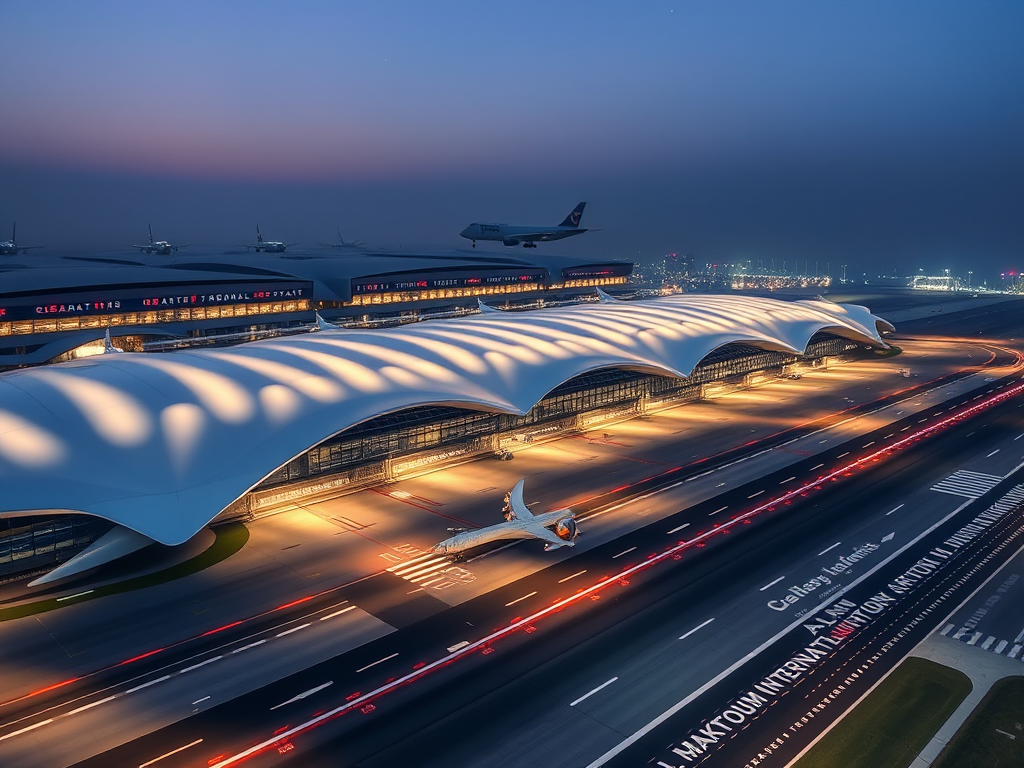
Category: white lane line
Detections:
[
  {"x1": 66, "y1": 695, "x2": 117, "y2": 716},
  {"x1": 1010, "y1": 645, "x2": 1022, "y2": 659},
  {"x1": 613, "y1": 547, "x2": 637, "y2": 559},
  {"x1": 995, "y1": 640, "x2": 1008, "y2": 654},
  {"x1": 1015, "y1": 433, "x2": 1024, "y2": 441},
  {"x1": 570, "y1": 677, "x2": 619, "y2": 707},
  {"x1": 952, "y1": 628, "x2": 968, "y2": 640},
  {"x1": 940, "y1": 624, "x2": 955, "y2": 636},
  {"x1": 884, "y1": 433, "x2": 894, "y2": 439},
  {"x1": 678, "y1": 618, "x2": 715, "y2": 641},
  {"x1": 505, "y1": 591, "x2": 537, "y2": 607},
  {"x1": 180, "y1": 656, "x2": 222, "y2": 674},
  {"x1": 886, "y1": 504, "x2": 905, "y2": 516},
  {"x1": 1014, "y1": 627, "x2": 1024, "y2": 644},
  {"x1": 709, "y1": 507, "x2": 728, "y2": 517},
  {"x1": 967, "y1": 632, "x2": 983, "y2": 646},
  {"x1": 810, "y1": 463, "x2": 824, "y2": 470},
  {"x1": 779, "y1": 477, "x2": 796, "y2": 484},
  {"x1": 988, "y1": 449, "x2": 1000, "y2": 458},
  {"x1": 138, "y1": 738, "x2": 204, "y2": 767},
  {"x1": 56, "y1": 590, "x2": 94, "y2": 602},
  {"x1": 231, "y1": 640, "x2": 266, "y2": 654},
  {"x1": 418, "y1": 576, "x2": 445, "y2": 587},
  {"x1": 747, "y1": 490, "x2": 765, "y2": 499},
  {"x1": 817, "y1": 542, "x2": 841, "y2": 556},
  {"x1": 124, "y1": 675, "x2": 171, "y2": 694},
  {"x1": 759, "y1": 576, "x2": 785, "y2": 592},
  {"x1": 276, "y1": 623, "x2": 311, "y2": 638},
  {"x1": 981, "y1": 636, "x2": 996, "y2": 650},
  {"x1": 667, "y1": 523, "x2": 691, "y2": 534},
  {"x1": 270, "y1": 681, "x2": 334, "y2": 711},
  {"x1": 356, "y1": 653, "x2": 399, "y2": 674},
  {"x1": 447, "y1": 641, "x2": 470, "y2": 653},
  {"x1": 0, "y1": 719, "x2": 54, "y2": 742},
  {"x1": 837, "y1": 452, "x2": 850, "y2": 459},
  {"x1": 558, "y1": 570, "x2": 587, "y2": 583},
  {"x1": 192, "y1": 696, "x2": 210, "y2": 705},
  {"x1": 319, "y1": 605, "x2": 357, "y2": 621}
]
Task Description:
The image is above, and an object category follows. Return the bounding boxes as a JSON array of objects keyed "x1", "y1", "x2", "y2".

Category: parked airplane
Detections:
[
  {"x1": 318, "y1": 228, "x2": 365, "y2": 250},
  {"x1": 242, "y1": 225, "x2": 297, "y2": 253},
  {"x1": 0, "y1": 223, "x2": 42, "y2": 255},
  {"x1": 460, "y1": 202, "x2": 589, "y2": 248},
  {"x1": 432, "y1": 479, "x2": 579, "y2": 558},
  {"x1": 133, "y1": 225, "x2": 189, "y2": 255}
]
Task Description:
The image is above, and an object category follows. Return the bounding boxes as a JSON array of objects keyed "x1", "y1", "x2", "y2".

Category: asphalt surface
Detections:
[{"x1": 62, "y1": 361, "x2": 1024, "y2": 768}]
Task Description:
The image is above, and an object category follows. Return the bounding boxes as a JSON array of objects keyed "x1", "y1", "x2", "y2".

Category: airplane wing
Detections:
[
  {"x1": 507, "y1": 479, "x2": 533, "y2": 520},
  {"x1": 527, "y1": 523, "x2": 572, "y2": 549},
  {"x1": 18, "y1": 245, "x2": 44, "y2": 251}
]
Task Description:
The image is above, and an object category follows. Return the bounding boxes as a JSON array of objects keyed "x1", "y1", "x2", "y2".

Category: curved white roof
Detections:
[{"x1": 0, "y1": 295, "x2": 891, "y2": 546}]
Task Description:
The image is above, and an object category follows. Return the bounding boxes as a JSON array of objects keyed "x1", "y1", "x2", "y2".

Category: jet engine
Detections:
[
  {"x1": 554, "y1": 516, "x2": 578, "y2": 542},
  {"x1": 502, "y1": 237, "x2": 520, "y2": 246}
]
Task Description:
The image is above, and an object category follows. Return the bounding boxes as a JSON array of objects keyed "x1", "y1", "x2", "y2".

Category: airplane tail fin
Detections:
[
  {"x1": 11, "y1": 222, "x2": 15, "y2": 244},
  {"x1": 148, "y1": 223, "x2": 154, "y2": 244},
  {"x1": 257, "y1": 225, "x2": 263, "y2": 243},
  {"x1": 507, "y1": 479, "x2": 534, "y2": 520},
  {"x1": 559, "y1": 202, "x2": 586, "y2": 228}
]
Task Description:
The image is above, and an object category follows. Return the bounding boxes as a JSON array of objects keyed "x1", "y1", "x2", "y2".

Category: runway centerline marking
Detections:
[
  {"x1": 613, "y1": 547, "x2": 637, "y2": 559},
  {"x1": 0, "y1": 719, "x2": 52, "y2": 742},
  {"x1": 124, "y1": 675, "x2": 171, "y2": 694},
  {"x1": 505, "y1": 591, "x2": 538, "y2": 607},
  {"x1": 558, "y1": 570, "x2": 587, "y2": 583},
  {"x1": 180, "y1": 656, "x2": 222, "y2": 674},
  {"x1": 270, "y1": 682, "x2": 334, "y2": 711},
  {"x1": 988, "y1": 449, "x2": 1000, "y2": 457},
  {"x1": 192, "y1": 696, "x2": 210, "y2": 705},
  {"x1": 748, "y1": 490, "x2": 765, "y2": 499},
  {"x1": 811, "y1": 463, "x2": 824, "y2": 470},
  {"x1": 56, "y1": 590, "x2": 94, "y2": 602},
  {"x1": 886, "y1": 503, "x2": 905, "y2": 516},
  {"x1": 837, "y1": 452, "x2": 850, "y2": 458},
  {"x1": 231, "y1": 640, "x2": 266, "y2": 654},
  {"x1": 759, "y1": 576, "x2": 785, "y2": 592},
  {"x1": 817, "y1": 542, "x2": 841, "y2": 556},
  {"x1": 667, "y1": 523, "x2": 691, "y2": 533},
  {"x1": 319, "y1": 605, "x2": 356, "y2": 621},
  {"x1": 138, "y1": 738, "x2": 204, "y2": 767},
  {"x1": 779, "y1": 477, "x2": 796, "y2": 484},
  {"x1": 356, "y1": 654, "x2": 399, "y2": 674},
  {"x1": 570, "y1": 677, "x2": 619, "y2": 707},
  {"x1": 66, "y1": 695, "x2": 116, "y2": 716},
  {"x1": 275, "y1": 623, "x2": 311, "y2": 638},
  {"x1": 678, "y1": 618, "x2": 715, "y2": 641}
]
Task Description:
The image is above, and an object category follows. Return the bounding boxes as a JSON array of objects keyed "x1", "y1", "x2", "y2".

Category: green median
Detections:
[{"x1": 932, "y1": 675, "x2": 1024, "y2": 768}]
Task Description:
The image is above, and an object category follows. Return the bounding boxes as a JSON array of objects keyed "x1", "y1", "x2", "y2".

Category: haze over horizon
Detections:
[{"x1": 1, "y1": 1, "x2": 1022, "y2": 280}]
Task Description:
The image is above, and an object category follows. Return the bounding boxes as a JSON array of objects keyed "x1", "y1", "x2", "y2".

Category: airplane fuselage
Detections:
[
  {"x1": 253, "y1": 241, "x2": 287, "y2": 253},
  {"x1": 139, "y1": 241, "x2": 174, "y2": 255},
  {"x1": 0, "y1": 242, "x2": 21, "y2": 256},
  {"x1": 433, "y1": 508, "x2": 575, "y2": 556},
  {"x1": 460, "y1": 223, "x2": 587, "y2": 248}
]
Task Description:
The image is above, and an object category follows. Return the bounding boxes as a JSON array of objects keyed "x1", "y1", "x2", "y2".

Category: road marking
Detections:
[
  {"x1": 810, "y1": 463, "x2": 824, "y2": 470},
  {"x1": 882, "y1": 532, "x2": 895, "y2": 542},
  {"x1": 56, "y1": 590, "x2": 94, "y2": 602},
  {"x1": 837, "y1": 452, "x2": 850, "y2": 459},
  {"x1": 192, "y1": 696, "x2": 210, "y2": 705},
  {"x1": 276, "y1": 623, "x2": 311, "y2": 638},
  {"x1": 995, "y1": 640, "x2": 1008, "y2": 654},
  {"x1": 1014, "y1": 627, "x2": 1024, "y2": 644},
  {"x1": 678, "y1": 618, "x2": 715, "y2": 641},
  {"x1": 759, "y1": 576, "x2": 785, "y2": 592},
  {"x1": 884, "y1": 434, "x2": 894, "y2": 439},
  {"x1": 901, "y1": 426, "x2": 911, "y2": 431},
  {"x1": 231, "y1": 640, "x2": 267, "y2": 654},
  {"x1": 1015, "y1": 433, "x2": 1024, "y2": 441},
  {"x1": 863, "y1": 442, "x2": 875, "y2": 448},
  {"x1": 940, "y1": 623, "x2": 955, "y2": 636},
  {"x1": 981, "y1": 636, "x2": 996, "y2": 650},
  {"x1": 886, "y1": 504, "x2": 904, "y2": 516},
  {"x1": 667, "y1": 523, "x2": 691, "y2": 534},
  {"x1": 967, "y1": 631, "x2": 983, "y2": 646},
  {"x1": 747, "y1": 490, "x2": 765, "y2": 498},
  {"x1": 613, "y1": 547, "x2": 636, "y2": 559},
  {"x1": 988, "y1": 449, "x2": 1000, "y2": 458},
  {"x1": 570, "y1": 677, "x2": 619, "y2": 707},
  {"x1": 447, "y1": 641, "x2": 470, "y2": 653},
  {"x1": 779, "y1": 477, "x2": 796, "y2": 484},
  {"x1": 817, "y1": 542, "x2": 841, "y2": 556},
  {"x1": 180, "y1": 656, "x2": 222, "y2": 674},
  {"x1": 1010, "y1": 645, "x2": 1022, "y2": 659},
  {"x1": 66, "y1": 695, "x2": 116, "y2": 716},
  {"x1": 558, "y1": 570, "x2": 587, "y2": 583},
  {"x1": 270, "y1": 682, "x2": 334, "y2": 711},
  {"x1": 505, "y1": 591, "x2": 537, "y2": 607},
  {"x1": 952, "y1": 628, "x2": 968, "y2": 640},
  {"x1": 124, "y1": 675, "x2": 171, "y2": 694},
  {"x1": 356, "y1": 653, "x2": 399, "y2": 673},
  {"x1": 708, "y1": 507, "x2": 728, "y2": 517},
  {"x1": 138, "y1": 739, "x2": 204, "y2": 767},
  {"x1": 932, "y1": 470, "x2": 1002, "y2": 499},
  {"x1": 0, "y1": 719, "x2": 53, "y2": 742},
  {"x1": 320, "y1": 605, "x2": 357, "y2": 621}
]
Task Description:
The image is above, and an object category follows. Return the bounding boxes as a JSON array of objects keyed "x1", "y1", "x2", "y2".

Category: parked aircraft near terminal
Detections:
[
  {"x1": 0, "y1": 223, "x2": 42, "y2": 255},
  {"x1": 432, "y1": 479, "x2": 579, "y2": 558},
  {"x1": 319, "y1": 227, "x2": 365, "y2": 250},
  {"x1": 242, "y1": 225, "x2": 297, "y2": 253},
  {"x1": 132, "y1": 224, "x2": 189, "y2": 255},
  {"x1": 460, "y1": 202, "x2": 589, "y2": 248}
]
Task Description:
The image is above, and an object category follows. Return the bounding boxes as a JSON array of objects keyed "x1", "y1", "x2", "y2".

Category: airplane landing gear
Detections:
[
  {"x1": 471, "y1": 241, "x2": 476, "y2": 247},
  {"x1": 523, "y1": 242, "x2": 538, "y2": 248}
]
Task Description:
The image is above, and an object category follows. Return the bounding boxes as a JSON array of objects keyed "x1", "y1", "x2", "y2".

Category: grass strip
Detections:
[
  {"x1": 932, "y1": 675, "x2": 1024, "y2": 768},
  {"x1": 0, "y1": 523, "x2": 249, "y2": 622},
  {"x1": 795, "y1": 656, "x2": 971, "y2": 768}
]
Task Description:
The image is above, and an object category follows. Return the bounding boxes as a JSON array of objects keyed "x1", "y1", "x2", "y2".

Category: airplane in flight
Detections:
[
  {"x1": 242, "y1": 225, "x2": 297, "y2": 253},
  {"x1": 0, "y1": 223, "x2": 43, "y2": 255},
  {"x1": 460, "y1": 202, "x2": 589, "y2": 248},
  {"x1": 432, "y1": 479, "x2": 579, "y2": 558},
  {"x1": 318, "y1": 228, "x2": 365, "y2": 250},
  {"x1": 133, "y1": 225, "x2": 189, "y2": 255}
]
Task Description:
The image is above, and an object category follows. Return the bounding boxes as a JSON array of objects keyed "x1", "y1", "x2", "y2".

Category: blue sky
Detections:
[{"x1": 1, "y1": 1, "x2": 1022, "y2": 275}]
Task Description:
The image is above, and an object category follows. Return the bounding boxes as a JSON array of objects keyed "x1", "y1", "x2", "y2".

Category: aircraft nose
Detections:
[{"x1": 459, "y1": 227, "x2": 472, "y2": 238}]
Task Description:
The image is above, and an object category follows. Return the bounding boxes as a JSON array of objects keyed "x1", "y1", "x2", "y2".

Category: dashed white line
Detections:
[
  {"x1": 708, "y1": 507, "x2": 728, "y2": 517},
  {"x1": 748, "y1": 490, "x2": 765, "y2": 499},
  {"x1": 817, "y1": 542, "x2": 841, "y2": 556},
  {"x1": 613, "y1": 547, "x2": 637, "y2": 559},
  {"x1": 1015, "y1": 433, "x2": 1024, "y2": 441},
  {"x1": 759, "y1": 576, "x2": 785, "y2": 592},
  {"x1": 570, "y1": 677, "x2": 619, "y2": 707},
  {"x1": 180, "y1": 656, "x2": 222, "y2": 674},
  {"x1": 276, "y1": 623, "x2": 311, "y2": 638},
  {"x1": 837, "y1": 452, "x2": 849, "y2": 459},
  {"x1": 987, "y1": 449, "x2": 1000, "y2": 458},
  {"x1": 506, "y1": 591, "x2": 537, "y2": 607},
  {"x1": 558, "y1": 570, "x2": 587, "y2": 583},
  {"x1": 270, "y1": 681, "x2": 334, "y2": 711},
  {"x1": 139, "y1": 739, "x2": 204, "y2": 767},
  {"x1": 356, "y1": 653, "x2": 399, "y2": 673},
  {"x1": 667, "y1": 523, "x2": 691, "y2": 534},
  {"x1": 66, "y1": 695, "x2": 117, "y2": 716},
  {"x1": 779, "y1": 477, "x2": 796, "y2": 484},
  {"x1": 678, "y1": 617, "x2": 715, "y2": 641},
  {"x1": 231, "y1": 640, "x2": 266, "y2": 654},
  {"x1": 863, "y1": 442, "x2": 875, "y2": 448},
  {"x1": 56, "y1": 590, "x2": 94, "y2": 602},
  {"x1": 319, "y1": 605, "x2": 357, "y2": 621},
  {"x1": 124, "y1": 675, "x2": 171, "y2": 694},
  {"x1": 886, "y1": 504, "x2": 905, "y2": 516},
  {"x1": 811, "y1": 463, "x2": 824, "y2": 470},
  {"x1": 192, "y1": 696, "x2": 210, "y2": 705},
  {"x1": 0, "y1": 719, "x2": 53, "y2": 742}
]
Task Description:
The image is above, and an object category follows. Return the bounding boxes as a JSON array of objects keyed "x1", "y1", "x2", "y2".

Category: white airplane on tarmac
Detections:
[
  {"x1": 460, "y1": 202, "x2": 589, "y2": 248},
  {"x1": 242, "y1": 225, "x2": 297, "y2": 253},
  {"x1": 432, "y1": 479, "x2": 579, "y2": 558},
  {"x1": 318, "y1": 227, "x2": 365, "y2": 250},
  {"x1": 133, "y1": 224, "x2": 189, "y2": 255},
  {"x1": 0, "y1": 223, "x2": 43, "y2": 255}
]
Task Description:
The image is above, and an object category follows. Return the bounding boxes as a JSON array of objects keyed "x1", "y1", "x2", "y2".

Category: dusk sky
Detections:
[{"x1": 1, "y1": 1, "x2": 1022, "y2": 279}]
